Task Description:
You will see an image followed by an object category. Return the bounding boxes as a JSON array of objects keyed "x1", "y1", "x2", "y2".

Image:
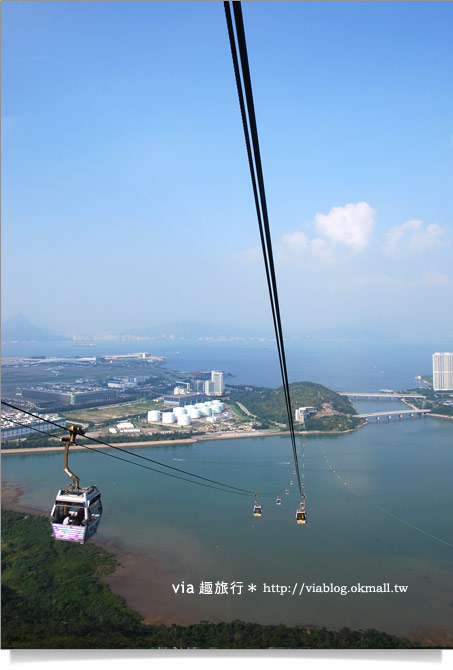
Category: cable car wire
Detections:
[
  {"x1": 224, "y1": 1, "x2": 303, "y2": 497},
  {"x1": 1, "y1": 402, "x2": 275, "y2": 497},
  {"x1": 317, "y1": 436, "x2": 453, "y2": 549},
  {"x1": 1, "y1": 414, "x2": 258, "y2": 498}
]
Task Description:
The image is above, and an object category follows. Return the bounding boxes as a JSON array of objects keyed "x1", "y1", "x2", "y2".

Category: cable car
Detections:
[
  {"x1": 50, "y1": 424, "x2": 103, "y2": 543},
  {"x1": 253, "y1": 492, "x2": 262, "y2": 517},
  {"x1": 285, "y1": 487, "x2": 289, "y2": 495},
  {"x1": 276, "y1": 492, "x2": 282, "y2": 505},
  {"x1": 290, "y1": 480, "x2": 294, "y2": 485},
  {"x1": 296, "y1": 500, "x2": 307, "y2": 525},
  {"x1": 51, "y1": 486, "x2": 103, "y2": 543}
]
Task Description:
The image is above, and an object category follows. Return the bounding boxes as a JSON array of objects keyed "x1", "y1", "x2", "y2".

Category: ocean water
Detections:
[
  {"x1": 2, "y1": 407, "x2": 452, "y2": 637},
  {"x1": 2, "y1": 341, "x2": 453, "y2": 637},
  {"x1": 2, "y1": 337, "x2": 448, "y2": 390}
]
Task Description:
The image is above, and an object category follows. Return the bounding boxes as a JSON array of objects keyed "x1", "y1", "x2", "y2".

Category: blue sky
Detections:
[{"x1": 2, "y1": 1, "x2": 452, "y2": 338}]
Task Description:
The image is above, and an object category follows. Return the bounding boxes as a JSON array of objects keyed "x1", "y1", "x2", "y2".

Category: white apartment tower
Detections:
[
  {"x1": 433, "y1": 352, "x2": 453, "y2": 391},
  {"x1": 211, "y1": 370, "x2": 224, "y2": 396},
  {"x1": 204, "y1": 380, "x2": 214, "y2": 395}
]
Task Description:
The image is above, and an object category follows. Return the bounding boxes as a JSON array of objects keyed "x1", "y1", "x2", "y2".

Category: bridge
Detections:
[
  {"x1": 358, "y1": 409, "x2": 430, "y2": 421},
  {"x1": 339, "y1": 392, "x2": 425, "y2": 400}
]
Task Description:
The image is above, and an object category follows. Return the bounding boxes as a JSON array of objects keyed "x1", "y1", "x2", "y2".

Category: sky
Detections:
[{"x1": 2, "y1": 1, "x2": 453, "y2": 339}]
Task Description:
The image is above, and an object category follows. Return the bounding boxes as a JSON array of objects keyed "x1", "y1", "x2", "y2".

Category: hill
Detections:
[
  {"x1": 233, "y1": 381, "x2": 362, "y2": 432},
  {"x1": 1, "y1": 314, "x2": 69, "y2": 343}
]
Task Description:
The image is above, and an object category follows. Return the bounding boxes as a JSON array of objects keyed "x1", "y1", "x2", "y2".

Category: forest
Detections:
[
  {"x1": 234, "y1": 381, "x2": 362, "y2": 431},
  {"x1": 2, "y1": 510, "x2": 419, "y2": 649}
]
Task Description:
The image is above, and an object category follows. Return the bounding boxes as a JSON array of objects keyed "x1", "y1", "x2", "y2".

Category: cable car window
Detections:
[{"x1": 88, "y1": 498, "x2": 102, "y2": 519}]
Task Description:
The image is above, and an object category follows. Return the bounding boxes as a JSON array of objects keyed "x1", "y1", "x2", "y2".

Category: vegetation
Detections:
[
  {"x1": 234, "y1": 382, "x2": 360, "y2": 431},
  {"x1": 2, "y1": 431, "x2": 65, "y2": 450},
  {"x1": 304, "y1": 414, "x2": 362, "y2": 432},
  {"x1": 402, "y1": 387, "x2": 453, "y2": 418},
  {"x1": 104, "y1": 430, "x2": 203, "y2": 443},
  {"x1": 2, "y1": 511, "x2": 420, "y2": 649}
]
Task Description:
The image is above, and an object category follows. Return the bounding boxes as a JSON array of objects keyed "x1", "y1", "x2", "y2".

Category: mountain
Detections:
[
  {"x1": 1, "y1": 314, "x2": 69, "y2": 343},
  {"x1": 120, "y1": 321, "x2": 273, "y2": 340}
]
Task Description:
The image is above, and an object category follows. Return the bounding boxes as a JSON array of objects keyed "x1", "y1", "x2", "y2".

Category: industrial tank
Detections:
[{"x1": 162, "y1": 412, "x2": 176, "y2": 424}]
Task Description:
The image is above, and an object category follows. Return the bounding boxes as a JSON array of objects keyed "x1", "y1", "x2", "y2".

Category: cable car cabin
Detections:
[
  {"x1": 296, "y1": 508, "x2": 307, "y2": 525},
  {"x1": 276, "y1": 496, "x2": 282, "y2": 505},
  {"x1": 253, "y1": 503, "x2": 263, "y2": 517},
  {"x1": 50, "y1": 486, "x2": 102, "y2": 543}
]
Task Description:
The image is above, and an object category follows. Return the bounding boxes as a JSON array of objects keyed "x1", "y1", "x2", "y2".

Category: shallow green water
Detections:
[{"x1": 2, "y1": 413, "x2": 452, "y2": 637}]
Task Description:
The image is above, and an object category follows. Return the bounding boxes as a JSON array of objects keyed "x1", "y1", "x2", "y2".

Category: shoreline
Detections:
[
  {"x1": 401, "y1": 398, "x2": 453, "y2": 420},
  {"x1": 1, "y1": 481, "x2": 191, "y2": 626},
  {"x1": 1, "y1": 423, "x2": 365, "y2": 456},
  {"x1": 2, "y1": 481, "x2": 452, "y2": 646}
]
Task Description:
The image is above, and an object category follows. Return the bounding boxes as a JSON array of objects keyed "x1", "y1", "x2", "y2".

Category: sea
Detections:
[{"x1": 2, "y1": 338, "x2": 453, "y2": 638}]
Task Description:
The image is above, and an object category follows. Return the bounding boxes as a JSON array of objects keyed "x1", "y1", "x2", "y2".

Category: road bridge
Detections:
[
  {"x1": 358, "y1": 409, "x2": 430, "y2": 421},
  {"x1": 340, "y1": 392, "x2": 425, "y2": 400}
]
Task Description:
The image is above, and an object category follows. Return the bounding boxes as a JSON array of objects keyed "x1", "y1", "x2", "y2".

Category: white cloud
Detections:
[
  {"x1": 237, "y1": 245, "x2": 261, "y2": 263},
  {"x1": 334, "y1": 271, "x2": 453, "y2": 290},
  {"x1": 281, "y1": 231, "x2": 309, "y2": 253},
  {"x1": 278, "y1": 202, "x2": 375, "y2": 263},
  {"x1": 383, "y1": 219, "x2": 444, "y2": 256},
  {"x1": 314, "y1": 202, "x2": 376, "y2": 251},
  {"x1": 421, "y1": 271, "x2": 452, "y2": 286},
  {"x1": 279, "y1": 231, "x2": 333, "y2": 263}
]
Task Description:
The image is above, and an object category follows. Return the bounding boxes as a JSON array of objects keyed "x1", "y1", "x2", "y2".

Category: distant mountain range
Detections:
[
  {"x1": 2, "y1": 315, "x2": 439, "y2": 344},
  {"x1": 120, "y1": 321, "x2": 273, "y2": 340},
  {"x1": 1, "y1": 314, "x2": 69, "y2": 343}
]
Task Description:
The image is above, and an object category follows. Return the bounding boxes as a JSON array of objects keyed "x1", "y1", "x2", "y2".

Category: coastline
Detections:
[
  {"x1": 3, "y1": 481, "x2": 452, "y2": 646},
  {"x1": 1, "y1": 481, "x2": 192, "y2": 626},
  {"x1": 401, "y1": 397, "x2": 453, "y2": 421},
  {"x1": 1, "y1": 423, "x2": 365, "y2": 456}
]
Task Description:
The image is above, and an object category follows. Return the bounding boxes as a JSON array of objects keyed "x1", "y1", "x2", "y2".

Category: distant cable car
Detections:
[
  {"x1": 50, "y1": 424, "x2": 103, "y2": 544},
  {"x1": 296, "y1": 498, "x2": 307, "y2": 525},
  {"x1": 253, "y1": 492, "x2": 262, "y2": 517},
  {"x1": 276, "y1": 492, "x2": 282, "y2": 505},
  {"x1": 285, "y1": 487, "x2": 289, "y2": 495},
  {"x1": 290, "y1": 480, "x2": 294, "y2": 485}
]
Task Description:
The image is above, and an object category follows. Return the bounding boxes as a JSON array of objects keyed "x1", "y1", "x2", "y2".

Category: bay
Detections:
[
  {"x1": 2, "y1": 340, "x2": 453, "y2": 639},
  {"x1": 2, "y1": 411, "x2": 452, "y2": 637}
]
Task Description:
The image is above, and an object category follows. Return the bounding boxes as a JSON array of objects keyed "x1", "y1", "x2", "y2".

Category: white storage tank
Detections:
[
  {"x1": 162, "y1": 412, "x2": 176, "y2": 424},
  {"x1": 199, "y1": 406, "x2": 212, "y2": 416},
  {"x1": 148, "y1": 410, "x2": 162, "y2": 423},
  {"x1": 173, "y1": 407, "x2": 187, "y2": 416},
  {"x1": 177, "y1": 414, "x2": 191, "y2": 426},
  {"x1": 211, "y1": 405, "x2": 222, "y2": 414},
  {"x1": 187, "y1": 408, "x2": 201, "y2": 419},
  {"x1": 213, "y1": 401, "x2": 224, "y2": 412}
]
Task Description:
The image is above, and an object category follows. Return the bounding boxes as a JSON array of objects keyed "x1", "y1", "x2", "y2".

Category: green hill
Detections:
[{"x1": 233, "y1": 381, "x2": 362, "y2": 432}]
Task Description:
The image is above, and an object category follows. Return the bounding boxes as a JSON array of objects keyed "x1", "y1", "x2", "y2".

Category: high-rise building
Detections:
[
  {"x1": 211, "y1": 370, "x2": 224, "y2": 396},
  {"x1": 204, "y1": 380, "x2": 214, "y2": 395},
  {"x1": 433, "y1": 352, "x2": 453, "y2": 391}
]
